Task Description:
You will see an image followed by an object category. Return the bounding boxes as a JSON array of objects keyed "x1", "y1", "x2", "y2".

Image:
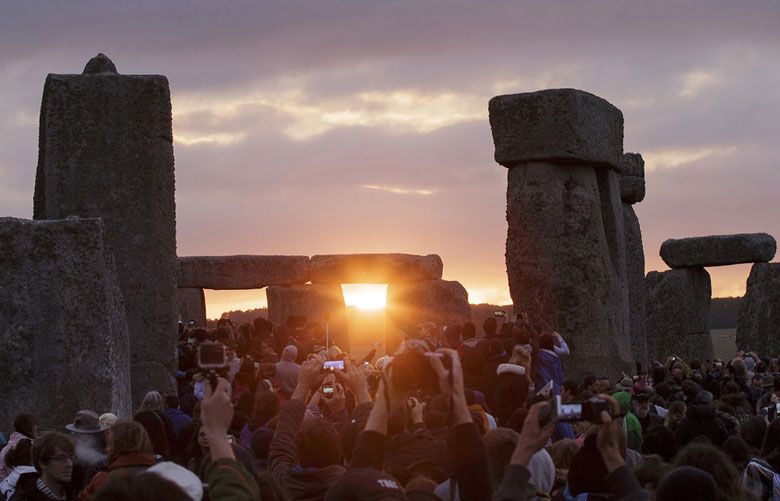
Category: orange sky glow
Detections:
[{"x1": 1, "y1": 3, "x2": 777, "y2": 323}]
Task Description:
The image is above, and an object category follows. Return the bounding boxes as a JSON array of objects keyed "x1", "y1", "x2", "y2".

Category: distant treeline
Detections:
[
  {"x1": 207, "y1": 297, "x2": 743, "y2": 330},
  {"x1": 710, "y1": 296, "x2": 742, "y2": 329}
]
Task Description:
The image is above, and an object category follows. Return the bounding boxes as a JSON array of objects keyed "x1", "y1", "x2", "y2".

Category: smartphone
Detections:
[
  {"x1": 323, "y1": 360, "x2": 345, "y2": 372},
  {"x1": 197, "y1": 342, "x2": 227, "y2": 369},
  {"x1": 537, "y1": 380, "x2": 554, "y2": 396},
  {"x1": 538, "y1": 395, "x2": 561, "y2": 428},
  {"x1": 494, "y1": 311, "x2": 506, "y2": 318},
  {"x1": 322, "y1": 384, "x2": 334, "y2": 399}
]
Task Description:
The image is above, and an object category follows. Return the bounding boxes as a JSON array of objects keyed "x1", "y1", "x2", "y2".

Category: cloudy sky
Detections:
[{"x1": 2, "y1": 1, "x2": 779, "y2": 317}]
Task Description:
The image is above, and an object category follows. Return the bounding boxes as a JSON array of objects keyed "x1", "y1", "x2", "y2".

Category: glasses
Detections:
[{"x1": 46, "y1": 455, "x2": 74, "y2": 464}]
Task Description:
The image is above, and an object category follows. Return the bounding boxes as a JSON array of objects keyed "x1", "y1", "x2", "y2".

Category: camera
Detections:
[
  {"x1": 539, "y1": 396, "x2": 614, "y2": 426},
  {"x1": 322, "y1": 360, "x2": 345, "y2": 373},
  {"x1": 391, "y1": 349, "x2": 450, "y2": 391},
  {"x1": 198, "y1": 342, "x2": 227, "y2": 369}
]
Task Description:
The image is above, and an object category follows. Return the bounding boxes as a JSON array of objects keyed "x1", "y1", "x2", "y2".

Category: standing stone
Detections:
[
  {"x1": 645, "y1": 269, "x2": 713, "y2": 362},
  {"x1": 660, "y1": 233, "x2": 776, "y2": 269},
  {"x1": 619, "y1": 152, "x2": 647, "y2": 365},
  {"x1": 489, "y1": 89, "x2": 632, "y2": 380},
  {"x1": 386, "y1": 279, "x2": 471, "y2": 354},
  {"x1": 267, "y1": 284, "x2": 350, "y2": 353},
  {"x1": 0, "y1": 217, "x2": 131, "y2": 431},
  {"x1": 736, "y1": 263, "x2": 780, "y2": 355},
  {"x1": 619, "y1": 153, "x2": 646, "y2": 204},
  {"x1": 33, "y1": 55, "x2": 177, "y2": 403},
  {"x1": 623, "y1": 205, "x2": 647, "y2": 366},
  {"x1": 177, "y1": 288, "x2": 207, "y2": 328}
]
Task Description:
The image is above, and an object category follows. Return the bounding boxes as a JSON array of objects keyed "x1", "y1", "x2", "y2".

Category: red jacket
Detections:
[{"x1": 79, "y1": 452, "x2": 156, "y2": 500}]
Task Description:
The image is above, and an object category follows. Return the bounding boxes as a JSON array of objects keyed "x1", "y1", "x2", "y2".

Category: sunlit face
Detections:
[
  {"x1": 40, "y1": 447, "x2": 73, "y2": 485},
  {"x1": 342, "y1": 284, "x2": 387, "y2": 311}
]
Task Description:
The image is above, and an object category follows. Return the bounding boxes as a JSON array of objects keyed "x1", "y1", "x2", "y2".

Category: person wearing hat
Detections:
[
  {"x1": 674, "y1": 390, "x2": 729, "y2": 448},
  {"x1": 631, "y1": 390, "x2": 664, "y2": 437},
  {"x1": 63, "y1": 410, "x2": 109, "y2": 492}
]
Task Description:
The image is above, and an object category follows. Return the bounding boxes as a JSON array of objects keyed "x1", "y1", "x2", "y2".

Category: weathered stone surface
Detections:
[
  {"x1": 82, "y1": 53, "x2": 117, "y2": 74},
  {"x1": 619, "y1": 153, "x2": 645, "y2": 204},
  {"x1": 0, "y1": 217, "x2": 131, "y2": 431},
  {"x1": 489, "y1": 88, "x2": 624, "y2": 170},
  {"x1": 503, "y1": 162, "x2": 633, "y2": 380},
  {"x1": 266, "y1": 284, "x2": 350, "y2": 353},
  {"x1": 736, "y1": 263, "x2": 780, "y2": 355},
  {"x1": 624, "y1": 205, "x2": 647, "y2": 365},
  {"x1": 177, "y1": 288, "x2": 206, "y2": 328},
  {"x1": 177, "y1": 255, "x2": 310, "y2": 289},
  {"x1": 310, "y1": 254, "x2": 443, "y2": 284},
  {"x1": 33, "y1": 58, "x2": 177, "y2": 403},
  {"x1": 386, "y1": 279, "x2": 471, "y2": 354},
  {"x1": 660, "y1": 233, "x2": 776, "y2": 268},
  {"x1": 645, "y1": 268, "x2": 713, "y2": 362}
]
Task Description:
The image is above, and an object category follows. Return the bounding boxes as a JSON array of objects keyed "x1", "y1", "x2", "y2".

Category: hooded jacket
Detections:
[
  {"x1": 268, "y1": 399, "x2": 346, "y2": 501},
  {"x1": 494, "y1": 364, "x2": 530, "y2": 426},
  {"x1": 533, "y1": 349, "x2": 565, "y2": 396}
]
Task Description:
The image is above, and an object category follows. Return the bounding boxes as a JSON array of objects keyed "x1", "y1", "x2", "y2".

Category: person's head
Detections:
[
  {"x1": 164, "y1": 395, "x2": 180, "y2": 410},
  {"x1": 462, "y1": 322, "x2": 476, "y2": 340},
  {"x1": 254, "y1": 392, "x2": 280, "y2": 422},
  {"x1": 582, "y1": 375, "x2": 597, "y2": 392},
  {"x1": 4, "y1": 438, "x2": 33, "y2": 469},
  {"x1": 652, "y1": 366, "x2": 667, "y2": 385},
  {"x1": 681, "y1": 380, "x2": 700, "y2": 402},
  {"x1": 281, "y1": 345, "x2": 298, "y2": 362},
  {"x1": 99, "y1": 413, "x2": 119, "y2": 428},
  {"x1": 133, "y1": 411, "x2": 172, "y2": 459},
  {"x1": 549, "y1": 438, "x2": 580, "y2": 470},
  {"x1": 508, "y1": 345, "x2": 530, "y2": 368},
  {"x1": 561, "y1": 380, "x2": 579, "y2": 402},
  {"x1": 32, "y1": 433, "x2": 75, "y2": 486},
  {"x1": 296, "y1": 418, "x2": 343, "y2": 468},
  {"x1": 722, "y1": 436, "x2": 752, "y2": 471},
  {"x1": 107, "y1": 421, "x2": 153, "y2": 464},
  {"x1": 137, "y1": 391, "x2": 164, "y2": 413},
  {"x1": 674, "y1": 442, "x2": 741, "y2": 499},
  {"x1": 597, "y1": 377, "x2": 611, "y2": 393},
  {"x1": 751, "y1": 374, "x2": 764, "y2": 388},
  {"x1": 483, "y1": 428, "x2": 519, "y2": 485},
  {"x1": 633, "y1": 455, "x2": 671, "y2": 496},
  {"x1": 539, "y1": 333, "x2": 555, "y2": 351},
  {"x1": 656, "y1": 466, "x2": 718, "y2": 501},
  {"x1": 642, "y1": 425, "x2": 678, "y2": 462},
  {"x1": 631, "y1": 391, "x2": 651, "y2": 418},
  {"x1": 92, "y1": 471, "x2": 191, "y2": 501},
  {"x1": 13, "y1": 413, "x2": 37, "y2": 439},
  {"x1": 741, "y1": 415, "x2": 768, "y2": 451},
  {"x1": 482, "y1": 317, "x2": 497, "y2": 336}
]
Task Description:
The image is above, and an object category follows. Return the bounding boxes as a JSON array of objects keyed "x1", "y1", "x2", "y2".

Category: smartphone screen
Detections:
[
  {"x1": 323, "y1": 360, "x2": 345, "y2": 371},
  {"x1": 322, "y1": 384, "x2": 334, "y2": 398},
  {"x1": 560, "y1": 403, "x2": 583, "y2": 421}
]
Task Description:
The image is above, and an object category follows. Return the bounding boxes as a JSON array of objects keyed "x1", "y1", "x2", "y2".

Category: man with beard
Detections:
[{"x1": 632, "y1": 390, "x2": 664, "y2": 438}]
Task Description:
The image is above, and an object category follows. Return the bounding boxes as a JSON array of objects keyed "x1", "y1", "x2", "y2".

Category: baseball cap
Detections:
[{"x1": 325, "y1": 469, "x2": 406, "y2": 501}]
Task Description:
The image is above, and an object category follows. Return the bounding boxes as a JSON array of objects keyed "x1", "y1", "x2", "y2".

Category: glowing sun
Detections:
[{"x1": 341, "y1": 284, "x2": 388, "y2": 311}]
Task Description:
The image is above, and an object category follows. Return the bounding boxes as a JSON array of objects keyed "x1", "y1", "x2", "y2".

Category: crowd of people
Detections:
[{"x1": 2, "y1": 312, "x2": 780, "y2": 500}]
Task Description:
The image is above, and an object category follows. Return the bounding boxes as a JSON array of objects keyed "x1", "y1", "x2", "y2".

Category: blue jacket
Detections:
[{"x1": 533, "y1": 349, "x2": 566, "y2": 395}]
